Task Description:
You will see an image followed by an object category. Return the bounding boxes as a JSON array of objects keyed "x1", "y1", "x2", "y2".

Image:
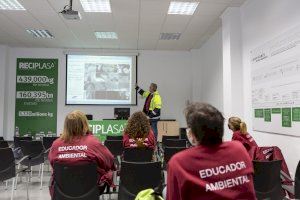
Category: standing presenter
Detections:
[{"x1": 136, "y1": 83, "x2": 162, "y2": 139}]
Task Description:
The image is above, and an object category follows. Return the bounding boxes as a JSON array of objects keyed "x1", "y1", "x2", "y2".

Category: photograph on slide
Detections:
[{"x1": 66, "y1": 54, "x2": 137, "y2": 105}]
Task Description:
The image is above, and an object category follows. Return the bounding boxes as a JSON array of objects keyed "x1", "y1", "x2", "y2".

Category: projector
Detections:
[{"x1": 60, "y1": 9, "x2": 81, "y2": 20}]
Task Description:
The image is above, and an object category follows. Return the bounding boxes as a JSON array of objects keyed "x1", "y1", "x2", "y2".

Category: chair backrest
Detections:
[
  {"x1": 106, "y1": 135, "x2": 123, "y2": 141},
  {"x1": 164, "y1": 139, "x2": 186, "y2": 147},
  {"x1": 295, "y1": 160, "x2": 300, "y2": 199},
  {"x1": 14, "y1": 136, "x2": 32, "y2": 148},
  {"x1": 161, "y1": 135, "x2": 179, "y2": 146},
  {"x1": 19, "y1": 140, "x2": 44, "y2": 158},
  {"x1": 180, "y1": 132, "x2": 187, "y2": 140},
  {"x1": 42, "y1": 136, "x2": 58, "y2": 150},
  {"x1": 0, "y1": 148, "x2": 16, "y2": 181},
  {"x1": 253, "y1": 160, "x2": 283, "y2": 200},
  {"x1": 119, "y1": 161, "x2": 162, "y2": 200},
  {"x1": 123, "y1": 148, "x2": 154, "y2": 162},
  {"x1": 53, "y1": 162, "x2": 99, "y2": 200},
  {"x1": 179, "y1": 128, "x2": 186, "y2": 136},
  {"x1": 164, "y1": 147, "x2": 186, "y2": 166},
  {"x1": 104, "y1": 140, "x2": 123, "y2": 157},
  {"x1": 0, "y1": 137, "x2": 4, "y2": 141},
  {"x1": 0, "y1": 141, "x2": 9, "y2": 148}
]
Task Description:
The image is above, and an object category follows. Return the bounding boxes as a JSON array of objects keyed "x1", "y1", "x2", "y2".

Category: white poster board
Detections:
[{"x1": 251, "y1": 25, "x2": 300, "y2": 136}]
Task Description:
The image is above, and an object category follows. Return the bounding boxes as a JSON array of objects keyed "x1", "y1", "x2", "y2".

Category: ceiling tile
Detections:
[{"x1": 0, "y1": 0, "x2": 245, "y2": 50}]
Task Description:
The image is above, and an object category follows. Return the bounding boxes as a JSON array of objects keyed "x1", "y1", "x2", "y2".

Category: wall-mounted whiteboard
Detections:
[{"x1": 251, "y1": 25, "x2": 300, "y2": 136}]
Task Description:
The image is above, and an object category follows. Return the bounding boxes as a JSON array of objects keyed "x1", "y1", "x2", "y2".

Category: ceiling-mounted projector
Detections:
[{"x1": 60, "y1": 0, "x2": 81, "y2": 20}]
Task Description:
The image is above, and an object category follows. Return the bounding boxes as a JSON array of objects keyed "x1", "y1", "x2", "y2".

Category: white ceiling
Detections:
[{"x1": 0, "y1": 0, "x2": 246, "y2": 50}]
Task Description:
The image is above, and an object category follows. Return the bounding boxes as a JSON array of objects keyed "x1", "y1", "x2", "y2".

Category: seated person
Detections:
[
  {"x1": 228, "y1": 117, "x2": 258, "y2": 152},
  {"x1": 123, "y1": 111, "x2": 156, "y2": 149},
  {"x1": 167, "y1": 103, "x2": 256, "y2": 200},
  {"x1": 48, "y1": 110, "x2": 115, "y2": 197}
]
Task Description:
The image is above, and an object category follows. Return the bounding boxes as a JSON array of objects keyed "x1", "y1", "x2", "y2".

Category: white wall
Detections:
[
  {"x1": 0, "y1": 45, "x2": 8, "y2": 137},
  {"x1": 191, "y1": 28, "x2": 223, "y2": 112},
  {"x1": 240, "y1": 0, "x2": 300, "y2": 175},
  {"x1": 2, "y1": 48, "x2": 192, "y2": 140}
]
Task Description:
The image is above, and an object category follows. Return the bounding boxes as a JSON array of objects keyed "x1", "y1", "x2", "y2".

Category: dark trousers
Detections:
[{"x1": 150, "y1": 119, "x2": 158, "y2": 140}]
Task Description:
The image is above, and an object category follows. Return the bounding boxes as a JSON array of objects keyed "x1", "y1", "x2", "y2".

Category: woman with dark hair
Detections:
[
  {"x1": 167, "y1": 103, "x2": 256, "y2": 200},
  {"x1": 123, "y1": 111, "x2": 156, "y2": 149}
]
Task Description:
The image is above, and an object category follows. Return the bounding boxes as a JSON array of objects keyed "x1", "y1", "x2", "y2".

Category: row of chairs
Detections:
[
  {"x1": 52, "y1": 160, "x2": 163, "y2": 200},
  {"x1": 104, "y1": 135, "x2": 187, "y2": 165},
  {"x1": 253, "y1": 159, "x2": 300, "y2": 199},
  {"x1": 101, "y1": 135, "x2": 187, "y2": 199},
  {"x1": 53, "y1": 159, "x2": 300, "y2": 200},
  {"x1": 0, "y1": 136, "x2": 58, "y2": 200}
]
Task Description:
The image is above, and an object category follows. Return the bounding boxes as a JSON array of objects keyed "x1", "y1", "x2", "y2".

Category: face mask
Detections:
[{"x1": 187, "y1": 131, "x2": 197, "y2": 146}]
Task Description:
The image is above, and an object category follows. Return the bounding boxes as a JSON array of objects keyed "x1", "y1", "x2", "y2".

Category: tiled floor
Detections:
[{"x1": 0, "y1": 171, "x2": 118, "y2": 200}]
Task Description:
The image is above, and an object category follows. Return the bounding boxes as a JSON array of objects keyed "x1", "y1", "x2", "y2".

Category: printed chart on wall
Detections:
[
  {"x1": 15, "y1": 58, "x2": 58, "y2": 137},
  {"x1": 251, "y1": 25, "x2": 300, "y2": 136}
]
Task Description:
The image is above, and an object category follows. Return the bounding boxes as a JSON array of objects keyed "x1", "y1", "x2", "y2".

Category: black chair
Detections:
[
  {"x1": 53, "y1": 162, "x2": 100, "y2": 200},
  {"x1": 42, "y1": 136, "x2": 58, "y2": 151},
  {"x1": 295, "y1": 160, "x2": 300, "y2": 199},
  {"x1": 42, "y1": 137, "x2": 58, "y2": 172},
  {"x1": 17, "y1": 140, "x2": 46, "y2": 190},
  {"x1": 180, "y1": 132, "x2": 187, "y2": 140},
  {"x1": 106, "y1": 135, "x2": 123, "y2": 141},
  {"x1": 253, "y1": 160, "x2": 284, "y2": 200},
  {"x1": 164, "y1": 139, "x2": 186, "y2": 148},
  {"x1": 163, "y1": 147, "x2": 186, "y2": 169},
  {"x1": 0, "y1": 136, "x2": 4, "y2": 141},
  {"x1": 104, "y1": 140, "x2": 123, "y2": 158},
  {"x1": 118, "y1": 161, "x2": 162, "y2": 200},
  {"x1": 0, "y1": 148, "x2": 29, "y2": 200},
  {"x1": 86, "y1": 114, "x2": 93, "y2": 120},
  {"x1": 13, "y1": 136, "x2": 32, "y2": 148},
  {"x1": 161, "y1": 135, "x2": 179, "y2": 146},
  {"x1": 179, "y1": 128, "x2": 186, "y2": 137},
  {"x1": 123, "y1": 148, "x2": 154, "y2": 162},
  {"x1": 0, "y1": 140, "x2": 9, "y2": 148}
]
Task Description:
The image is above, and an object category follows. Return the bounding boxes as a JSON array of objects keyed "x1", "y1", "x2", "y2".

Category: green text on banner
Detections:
[
  {"x1": 89, "y1": 120, "x2": 127, "y2": 141},
  {"x1": 15, "y1": 58, "x2": 58, "y2": 137}
]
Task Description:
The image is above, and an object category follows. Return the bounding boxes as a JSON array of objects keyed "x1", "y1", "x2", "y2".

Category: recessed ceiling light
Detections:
[
  {"x1": 168, "y1": 1, "x2": 199, "y2": 15},
  {"x1": 26, "y1": 30, "x2": 54, "y2": 38},
  {"x1": 0, "y1": 0, "x2": 25, "y2": 10},
  {"x1": 95, "y1": 32, "x2": 118, "y2": 39},
  {"x1": 160, "y1": 33, "x2": 181, "y2": 40},
  {"x1": 80, "y1": 0, "x2": 111, "y2": 12}
]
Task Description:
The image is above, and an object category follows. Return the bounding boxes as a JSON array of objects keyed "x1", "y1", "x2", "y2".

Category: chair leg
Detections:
[
  {"x1": 26, "y1": 171, "x2": 30, "y2": 200},
  {"x1": 5, "y1": 180, "x2": 8, "y2": 190},
  {"x1": 11, "y1": 178, "x2": 15, "y2": 200},
  {"x1": 40, "y1": 163, "x2": 44, "y2": 190},
  {"x1": 48, "y1": 161, "x2": 50, "y2": 172},
  {"x1": 38, "y1": 164, "x2": 42, "y2": 177},
  {"x1": 14, "y1": 164, "x2": 21, "y2": 190},
  {"x1": 29, "y1": 166, "x2": 33, "y2": 182}
]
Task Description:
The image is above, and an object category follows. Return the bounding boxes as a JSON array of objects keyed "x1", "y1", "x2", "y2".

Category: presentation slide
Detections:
[{"x1": 66, "y1": 54, "x2": 137, "y2": 105}]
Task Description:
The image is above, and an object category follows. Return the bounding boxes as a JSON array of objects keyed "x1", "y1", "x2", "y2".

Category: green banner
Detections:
[
  {"x1": 264, "y1": 109, "x2": 271, "y2": 122},
  {"x1": 15, "y1": 58, "x2": 58, "y2": 137},
  {"x1": 254, "y1": 109, "x2": 264, "y2": 118},
  {"x1": 271, "y1": 108, "x2": 281, "y2": 114},
  {"x1": 89, "y1": 120, "x2": 127, "y2": 141},
  {"x1": 292, "y1": 107, "x2": 300, "y2": 122},
  {"x1": 282, "y1": 108, "x2": 292, "y2": 127}
]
